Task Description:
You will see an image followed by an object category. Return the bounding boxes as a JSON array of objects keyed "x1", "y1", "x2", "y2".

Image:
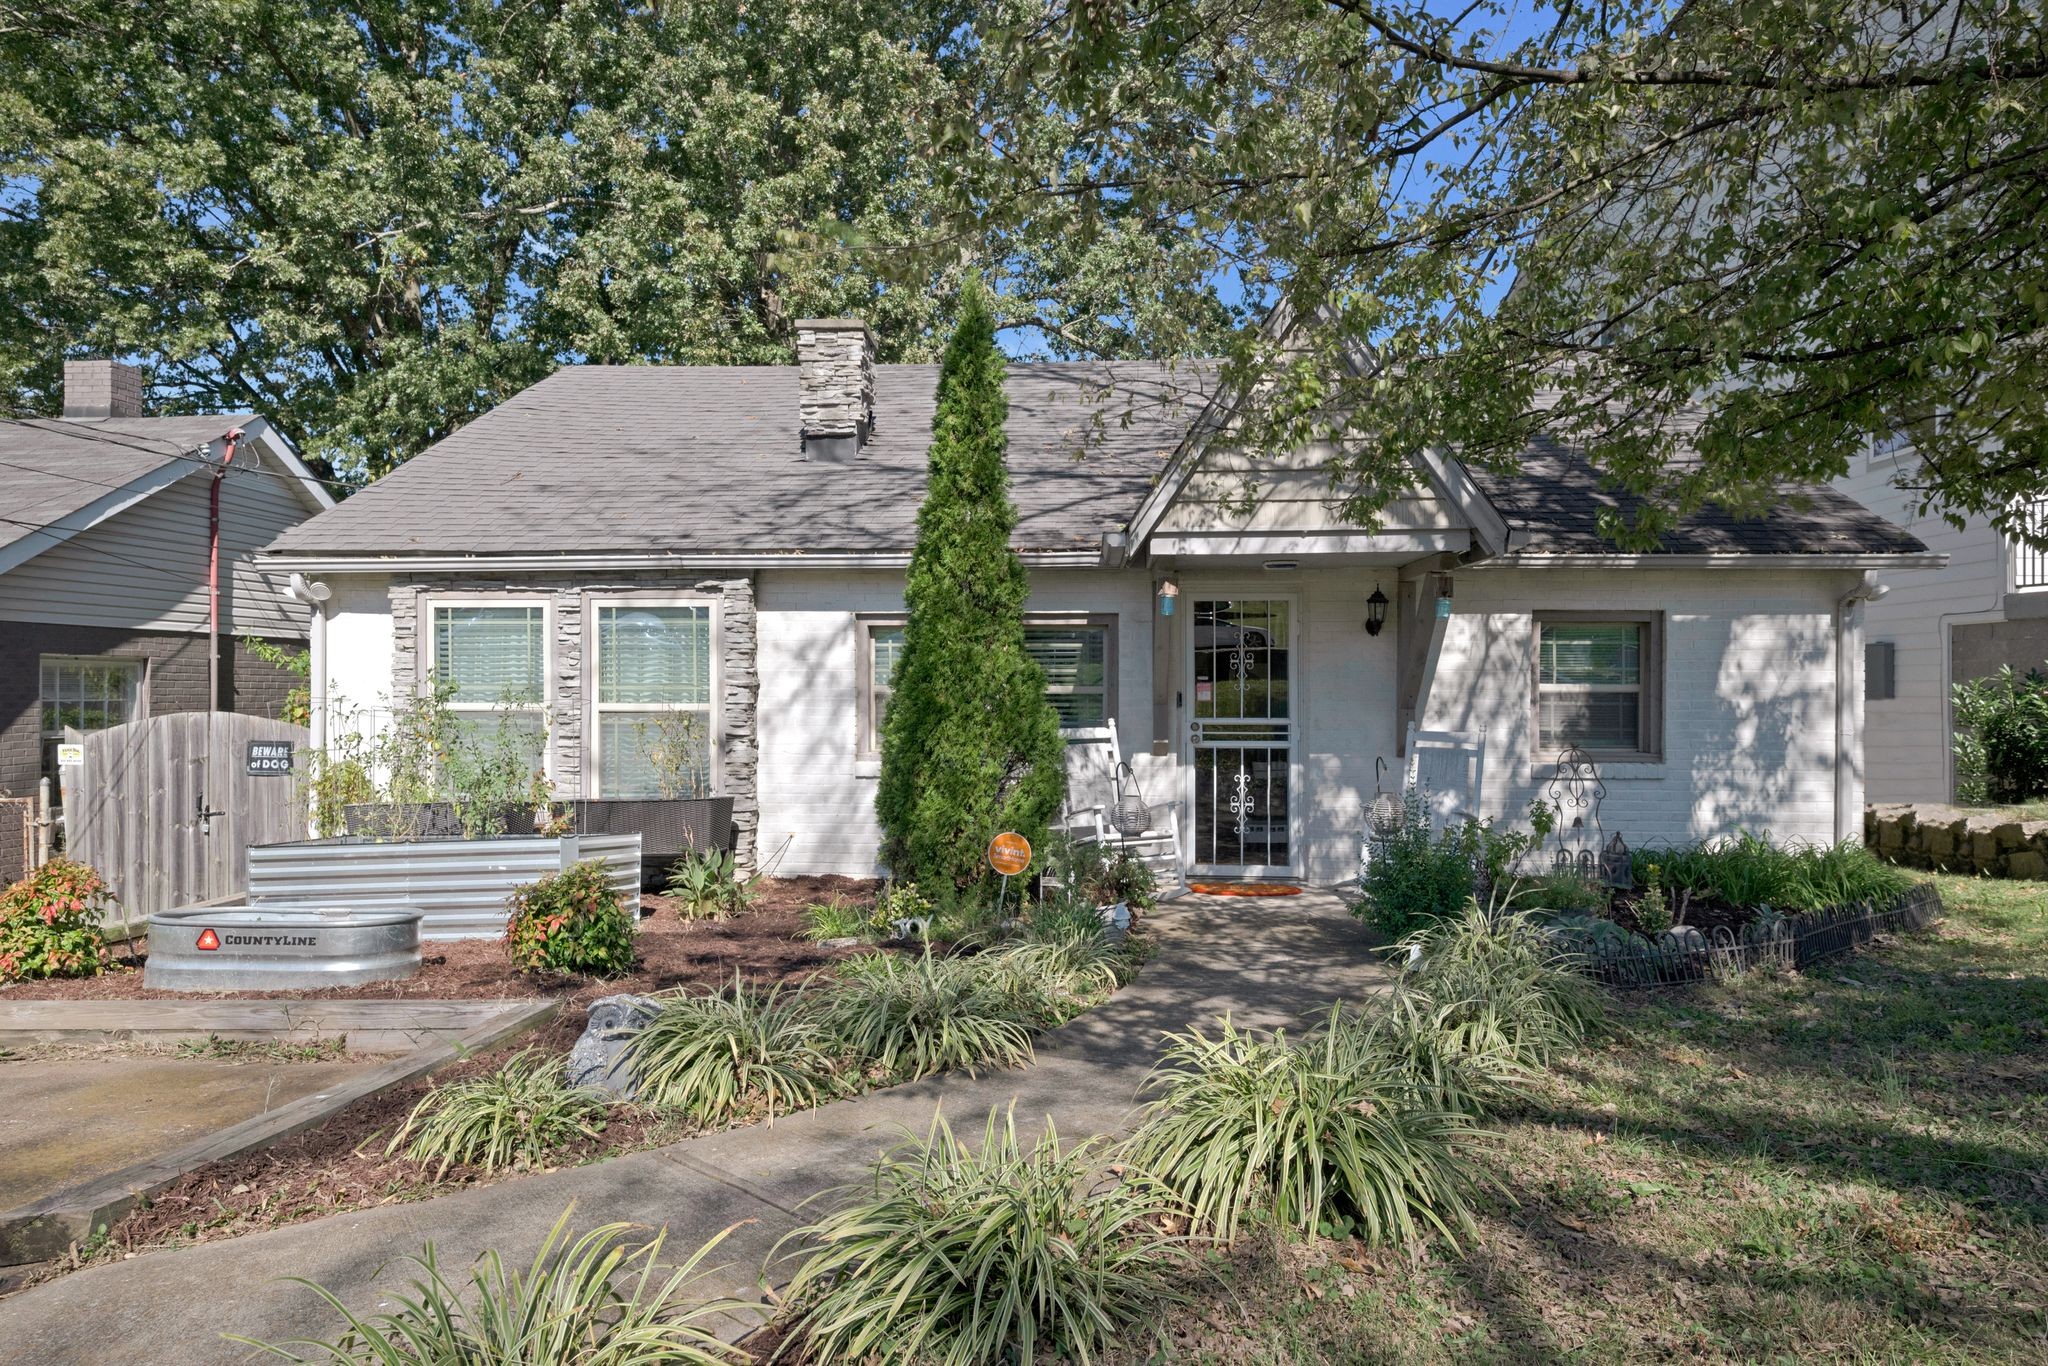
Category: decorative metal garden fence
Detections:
[{"x1": 1572, "y1": 883, "x2": 1944, "y2": 989}]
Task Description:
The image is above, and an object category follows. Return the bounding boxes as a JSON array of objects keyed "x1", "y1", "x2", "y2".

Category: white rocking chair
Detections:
[{"x1": 1059, "y1": 719, "x2": 1190, "y2": 900}]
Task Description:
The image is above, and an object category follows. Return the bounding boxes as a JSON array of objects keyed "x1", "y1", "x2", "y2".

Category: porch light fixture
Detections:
[
  {"x1": 1364, "y1": 583, "x2": 1388, "y2": 636},
  {"x1": 1156, "y1": 578, "x2": 1179, "y2": 618}
]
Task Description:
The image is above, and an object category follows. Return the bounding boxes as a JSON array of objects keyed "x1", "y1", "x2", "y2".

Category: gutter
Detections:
[
  {"x1": 254, "y1": 549, "x2": 1108, "y2": 574},
  {"x1": 1466, "y1": 552, "x2": 1949, "y2": 571},
  {"x1": 1836, "y1": 571, "x2": 1889, "y2": 843}
]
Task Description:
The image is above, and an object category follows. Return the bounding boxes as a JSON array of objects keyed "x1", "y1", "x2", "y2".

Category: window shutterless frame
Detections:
[
  {"x1": 420, "y1": 595, "x2": 555, "y2": 778},
  {"x1": 584, "y1": 593, "x2": 722, "y2": 797},
  {"x1": 855, "y1": 613, "x2": 1119, "y2": 759},
  {"x1": 1530, "y1": 610, "x2": 1664, "y2": 762}
]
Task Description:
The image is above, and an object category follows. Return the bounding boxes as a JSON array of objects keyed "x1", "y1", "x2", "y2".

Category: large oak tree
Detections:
[{"x1": 967, "y1": 0, "x2": 2048, "y2": 545}]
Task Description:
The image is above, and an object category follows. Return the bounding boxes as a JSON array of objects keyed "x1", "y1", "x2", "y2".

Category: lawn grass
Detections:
[{"x1": 1120, "y1": 874, "x2": 2048, "y2": 1363}]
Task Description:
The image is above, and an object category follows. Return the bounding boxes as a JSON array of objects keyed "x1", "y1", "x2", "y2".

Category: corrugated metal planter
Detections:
[
  {"x1": 144, "y1": 902, "x2": 424, "y2": 992},
  {"x1": 246, "y1": 833, "x2": 642, "y2": 941},
  {"x1": 572, "y1": 797, "x2": 735, "y2": 888}
]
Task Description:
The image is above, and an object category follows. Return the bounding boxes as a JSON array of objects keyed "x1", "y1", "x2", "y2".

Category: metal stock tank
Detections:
[{"x1": 143, "y1": 902, "x2": 424, "y2": 992}]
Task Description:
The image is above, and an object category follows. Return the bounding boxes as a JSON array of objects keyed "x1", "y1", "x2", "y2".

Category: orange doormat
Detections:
[{"x1": 1188, "y1": 882, "x2": 1303, "y2": 897}]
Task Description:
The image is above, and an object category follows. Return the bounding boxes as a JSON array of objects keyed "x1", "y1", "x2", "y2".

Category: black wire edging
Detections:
[{"x1": 1572, "y1": 883, "x2": 1945, "y2": 989}]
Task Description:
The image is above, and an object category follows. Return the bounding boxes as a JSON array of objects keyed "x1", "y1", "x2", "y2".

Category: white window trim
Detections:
[
  {"x1": 584, "y1": 593, "x2": 723, "y2": 798},
  {"x1": 421, "y1": 594, "x2": 556, "y2": 778},
  {"x1": 856, "y1": 613, "x2": 1120, "y2": 762},
  {"x1": 1530, "y1": 611, "x2": 1665, "y2": 764},
  {"x1": 39, "y1": 655, "x2": 149, "y2": 739}
]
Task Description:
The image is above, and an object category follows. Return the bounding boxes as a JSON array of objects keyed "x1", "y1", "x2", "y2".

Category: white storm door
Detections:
[{"x1": 1187, "y1": 597, "x2": 1297, "y2": 876}]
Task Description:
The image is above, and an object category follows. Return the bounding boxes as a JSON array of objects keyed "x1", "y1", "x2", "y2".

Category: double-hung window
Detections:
[
  {"x1": 1533, "y1": 614, "x2": 1662, "y2": 760},
  {"x1": 592, "y1": 601, "x2": 716, "y2": 797},
  {"x1": 428, "y1": 602, "x2": 550, "y2": 773},
  {"x1": 40, "y1": 656, "x2": 144, "y2": 781},
  {"x1": 858, "y1": 615, "x2": 1115, "y2": 757}
]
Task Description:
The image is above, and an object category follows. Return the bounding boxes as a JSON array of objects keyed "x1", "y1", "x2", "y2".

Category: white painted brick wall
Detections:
[
  {"x1": 755, "y1": 568, "x2": 1163, "y2": 876},
  {"x1": 1424, "y1": 567, "x2": 1863, "y2": 851}
]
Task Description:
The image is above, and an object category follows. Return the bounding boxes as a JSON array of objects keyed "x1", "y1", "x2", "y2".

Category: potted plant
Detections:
[
  {"x1": 572, "y1": 711, "x2": 735, "y2": 888},
  {"x1": 334, "y1": 683, "x2": 542, "y2": 840}
]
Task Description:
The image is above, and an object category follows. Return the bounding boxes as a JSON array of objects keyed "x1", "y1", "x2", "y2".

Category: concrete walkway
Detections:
[{"x1": 0, "y1": 890, "x2": 1388, "y2": 1364}]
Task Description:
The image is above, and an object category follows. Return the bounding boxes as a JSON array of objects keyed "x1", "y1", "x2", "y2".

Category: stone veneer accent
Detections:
[
  {"x1": 1866, "y1": 803, "x2": 2048, "y2": 880},
  {"x1": 390, "y1": 574, "x2": 760, "y2": 871},
  {"x1": 794, "y1": 318, "x2": 874, "y2": 442}
]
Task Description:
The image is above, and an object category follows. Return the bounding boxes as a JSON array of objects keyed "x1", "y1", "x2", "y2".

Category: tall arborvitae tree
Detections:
[{"x1": 877, "y1": 282, "x2": 1067, "y2": 901}]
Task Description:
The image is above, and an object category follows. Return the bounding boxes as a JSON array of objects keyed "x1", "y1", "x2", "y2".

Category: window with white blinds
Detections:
[
  {"x1": 592, "y1": 602, "x2": 716, "y2": 797},
  {"x1": 859, "y1": 616, "x2": 1116, "y2": 756},
  {"x1": 1534, "y1": 615, "x2": 1662, "y2": 759},
  {"x1": 428, "y1": 602, "x2": 549, "y2": 773}
]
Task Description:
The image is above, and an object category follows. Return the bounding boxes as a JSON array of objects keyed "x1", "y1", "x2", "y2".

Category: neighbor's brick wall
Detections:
[
  {"x1": 0, "y1": 623, "x2": 303, "y2": 797},
  {"x1": 387, "y1": 574, "x2": 760, "y2": 870}
]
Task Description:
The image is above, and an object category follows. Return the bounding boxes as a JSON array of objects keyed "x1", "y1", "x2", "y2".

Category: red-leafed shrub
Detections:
[
  {"x1": 504, "y1": 858, "x2": 635, "y2": 977},
  {"x1": 0, "y1": 857, "x2": 114, "y2": 981}
]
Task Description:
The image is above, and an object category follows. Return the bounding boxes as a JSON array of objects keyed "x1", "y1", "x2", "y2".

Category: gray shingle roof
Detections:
[
  {"x1": 0, "y1": 416, "x2": 250, "y2": 558},
  {"x1": 1473, "y1": 439, "x2": 1929, "y2": 556},
  {"x1": 267, "y1": 363, "x2": 1215, "y2": 558},
  {"x1": 263, "y1": 362, "x2": 1925, "y2": 561}
]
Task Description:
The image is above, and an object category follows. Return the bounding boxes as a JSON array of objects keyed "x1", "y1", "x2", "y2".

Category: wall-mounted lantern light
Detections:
[
  {"x1": 1157, "y1": 578, "x2": 1180, "y2": 618},
  {"x1": 1364, "y1": 583, "x2": 1388, "y2": 636}
]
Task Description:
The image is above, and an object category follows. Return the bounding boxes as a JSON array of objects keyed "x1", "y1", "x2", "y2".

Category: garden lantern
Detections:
[
  {"x1": 1156, "y1": 578, "x2": 1179, "y2": 617},
  {"x1": 1600, "y1": 830, "x2": 1634, "y2": 889},
  {"x1": 1364, "y1": 583, "x2": 1388, "y2": 636}
]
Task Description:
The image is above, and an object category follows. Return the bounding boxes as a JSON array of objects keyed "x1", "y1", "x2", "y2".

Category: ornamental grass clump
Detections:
[
  {"x1": 624, "y1": 974, "x2": 836, "y2": 1124},
  {"x1": 1631, "y1": 833, "x2": 1913, "y2": 915},
  {"x1": 979, "y1": 929, "x2": 1135, "y2": 1023},
  {"x1": 821, "y1": 949, "x2": 1034, "y2": 1080},
  {"x1": 505, "y1": 858, "x2": 636, "y2": 977},
  {"x1": 1402, "y1": 901, "x2": 1603, "y2": 1068},
  {"x1": 1341, "y1": 989, "x2": 1534, "y2": 1118},
  {"x1": 0, "y1": 857, "x2": 113, "y2": 982},
  {"x1": 775, "y1": 1110, "x2": 1189, "y2": 1366},
  {"x1": 1125, "y1": 1012, "x2": 1479, "y2": 1246},
  {"x1": 231, "y1": 1208, "x2": 742, "y2": 1365},
  {"x1": 387, "y1": 1050, "x2": 607, "y2": 1176}
]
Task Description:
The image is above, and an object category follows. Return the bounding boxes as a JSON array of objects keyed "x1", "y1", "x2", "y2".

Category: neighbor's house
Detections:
[
  {"x1": 256, "y1": 321, "x2": 1939, "y2": 884},
  {"x1": 1833, "y1": 448, "x2": 2048, "y2": 803},
  {"x1": 0, "y1": 360, "x2": 334, "y2": 801}
]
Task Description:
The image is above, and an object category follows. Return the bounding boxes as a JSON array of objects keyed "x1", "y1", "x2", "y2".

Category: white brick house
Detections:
[{"x1": 259, "y1": 321, "x2": 1939, "y2": 885}]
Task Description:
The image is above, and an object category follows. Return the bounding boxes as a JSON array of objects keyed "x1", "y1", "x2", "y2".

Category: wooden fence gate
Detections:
[
  {"x1": 67, "y1": 712, "x2": 311, "y2": 921},
  {"x1": 0, "y1": 796, "x2": 31, "y2": 887}
]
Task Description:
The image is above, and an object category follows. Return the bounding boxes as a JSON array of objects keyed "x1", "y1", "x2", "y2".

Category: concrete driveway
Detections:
[{"x1": 0, "y1": 889, "x2": 1388, "y2": 1364}]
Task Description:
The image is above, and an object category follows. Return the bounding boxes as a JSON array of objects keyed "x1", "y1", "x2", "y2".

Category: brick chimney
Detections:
[
  {"x1": 795, "y1": 319, "x2": 874, "y2": 463},
  {"x1": 62, "y1": 359, "x2": 145, "y2": 419}
]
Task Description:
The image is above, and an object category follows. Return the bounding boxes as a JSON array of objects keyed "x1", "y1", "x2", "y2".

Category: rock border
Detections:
[{"x1": 1866, "y1": 803, "x2": 2048, "y2": 879}]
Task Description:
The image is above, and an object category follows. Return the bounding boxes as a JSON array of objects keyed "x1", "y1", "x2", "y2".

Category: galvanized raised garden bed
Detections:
[{"x1": 246, "y1": 833, "x2": 642, "y2": 940}]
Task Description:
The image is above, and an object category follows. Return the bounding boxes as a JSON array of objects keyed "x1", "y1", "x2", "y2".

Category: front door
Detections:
[{"x1": 1188, "y1": 597, "x2": 1295, "y2": 876}]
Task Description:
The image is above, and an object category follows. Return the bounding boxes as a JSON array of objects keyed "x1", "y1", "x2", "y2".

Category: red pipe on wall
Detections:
[{"x1": 209, "y1": 428, "x2": 245, "y2": 712}]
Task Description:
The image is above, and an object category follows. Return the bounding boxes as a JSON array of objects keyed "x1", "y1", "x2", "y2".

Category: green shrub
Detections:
[
  {"x1": 979, "y1": 930, "x2": 1135, "y2": 1022},
  {"x1": 875, "y1": 282, "x2": 1068, "y2": 901},
  {"x1": 1126, "y1": 1012, "x2": 1478, "y2": 1245},
  {"x1": 664, "y1": 848, "x2": 755, "y2": 921},
  {"x1": 387, "y1": 1050, "x2": 607, "y2": 1175},
  {"x1": 0, "y1": 857, "x2": 112, "y2": 981},
  {"x1": 1632, "y1": 833, "x2": 1913, "y2": 915},
  {"x1": 624, "y1": 976, "x2": 836, "y2": 1124},
  {"x1": 798, "y1": 893, "x2": 878, "y2": 942},
  {"x1": 505, "y1": 859, "x2": 636, "y2": 976},
  {"x1": 822, "y1": 950, "x2": 1034, "y2": 1080},
  {"x1": 776, "y1": 1110, "x2": 1188, "y2": 1366},
  {"x1": 1341, "y1": 990, "x2": 1533, "y2": 1118},
  {"x1": 1954, "y1": 664, "x2": 2048, "y2": 803},
  {"x1": 873, "y1": 878, "x2": 934, "y2": 933},
  {"x1": 1402, "y1": 902, "x2": 1603, "y2": 1067},
  {"x1": 232, "y1": 1208, "x2": 741, "y2": 1364}
]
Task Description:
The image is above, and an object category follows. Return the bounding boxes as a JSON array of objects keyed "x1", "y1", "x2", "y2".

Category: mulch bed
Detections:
[{"x1": 8, "y1": 876, "x2": 879, "y2": 1280}]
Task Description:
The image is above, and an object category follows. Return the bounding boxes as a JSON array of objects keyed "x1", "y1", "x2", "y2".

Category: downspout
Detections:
[
  {"x1": 208, "y1": 428, "x2": 246, "y2": 713},
  {"x1": 199, "y1": 429, "x2": 245, "y2": 837},
  {"x1": 1836, "y1": 571, "x2": 1889, "y2": 842}
]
